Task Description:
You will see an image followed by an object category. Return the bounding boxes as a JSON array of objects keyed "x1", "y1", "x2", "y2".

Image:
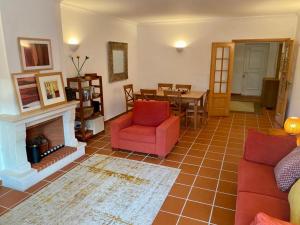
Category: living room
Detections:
[{"x1": 0, "y1": 0, "x2": 300, "y2": 224}]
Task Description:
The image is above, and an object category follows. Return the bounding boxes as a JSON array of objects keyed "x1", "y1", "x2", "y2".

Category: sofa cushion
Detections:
[
  {"x1": 119, "y1": 125, "x2": 156, "y2": 143},
  {"x1": 289, "y1": 179, "x2": 300, "y2": 225},
  {"x1": 238, "y1": 159, "x2": 288, "y2": 201},
  {"x1": 244, "y1": 129, "x2": 297, "y2": 166},
  {"x1": 275, "y1": 147, "x2": 300, "y2": 191},
  {"x1": 133, "y1": 101, "x2": 170, "y2": 126},
  {"x1": 250, "y1": 212, "x2": 293, "y2": 225},
  {"x1": 235, "y1": 192, "x2": 290, "y2": 225}
]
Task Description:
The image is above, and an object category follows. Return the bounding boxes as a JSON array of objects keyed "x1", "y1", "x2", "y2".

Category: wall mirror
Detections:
[{"x1": 108, "y1": 41, "x2": 128, "y2": 82}]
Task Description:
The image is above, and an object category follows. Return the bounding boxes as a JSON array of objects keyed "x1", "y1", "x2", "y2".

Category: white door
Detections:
[{"x1": 241, "y1": 44, "x2": 269, "y2": 96}]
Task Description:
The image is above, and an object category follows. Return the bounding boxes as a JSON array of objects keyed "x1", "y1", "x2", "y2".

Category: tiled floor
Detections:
[{"x1": 0, "y1": 109, "x2": 275, "y2": 225}]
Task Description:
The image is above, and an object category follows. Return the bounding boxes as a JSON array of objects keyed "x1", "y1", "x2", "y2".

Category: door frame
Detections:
[{"x1": 230, "y1": 38, "x2": 294, "y2": 126}]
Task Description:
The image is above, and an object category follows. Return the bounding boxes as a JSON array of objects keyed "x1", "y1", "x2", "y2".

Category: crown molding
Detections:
[
  {"x1": 60, "y1": 2, "x2": 137, "y2": 26},
  {"x1": 138, "y1": 13, "x2": 297, "y2": 25}
]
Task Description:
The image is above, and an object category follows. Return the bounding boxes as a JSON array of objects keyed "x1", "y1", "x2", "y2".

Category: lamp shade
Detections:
[{"x1": 284, "y1": 117, "x2": 300, "y2": 134}]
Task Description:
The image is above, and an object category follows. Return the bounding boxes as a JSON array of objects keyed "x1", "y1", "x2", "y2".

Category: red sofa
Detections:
[
  {"x1": 110, "y1": 100, "x2": 180, "y2": 158},
  {"x1": 235, "y1": 130, "x2": 297, "y2": 225}
]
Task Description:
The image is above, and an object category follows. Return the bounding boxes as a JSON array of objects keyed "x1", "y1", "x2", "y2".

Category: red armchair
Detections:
[{"x1": 110, "y1": 101, "x2": 180, "y2": 157}]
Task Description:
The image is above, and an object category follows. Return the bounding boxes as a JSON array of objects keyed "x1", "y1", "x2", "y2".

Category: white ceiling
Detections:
[{"x1": 62, "y1": 0, "x2": 300, "y2": 23}]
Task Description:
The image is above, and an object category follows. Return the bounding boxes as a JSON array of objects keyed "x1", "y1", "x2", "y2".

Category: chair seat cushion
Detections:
[
  {"x1": 238, "y1": 159, "x2": 288, "y2": 200},
  {"x1": 119, "y1": 125, "x2": 156, "y2": 143},
  {"x1": 235, "y1": 192, "x2": 290, "y2": 225}
]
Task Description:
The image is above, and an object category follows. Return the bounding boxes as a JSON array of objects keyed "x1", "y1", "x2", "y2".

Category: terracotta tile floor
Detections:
[{"x1": 0, "y1": 109, "x2": 275, "y2": 224}]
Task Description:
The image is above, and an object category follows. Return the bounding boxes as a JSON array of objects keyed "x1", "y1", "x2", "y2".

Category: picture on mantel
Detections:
[{"x1": 12, "y1": 72, "x2": 41, "y2": 113}]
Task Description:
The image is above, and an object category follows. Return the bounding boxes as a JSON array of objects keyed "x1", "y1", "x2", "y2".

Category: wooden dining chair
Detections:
[
  {"x1": 140, "y1": 89, "x2": 157, "y2": 100},
  {"x1": 158, "y1": 83, "x2": 173, "y2": 91},
  {"x1": 186, "y1": 89, "x2": 210, "y2": 127},
  {"x1": 123, "y1": 84, "x2": 135, "y2": 111},
  {"x1": 175, "y1": 84, "x2": 192, "y2": 92},
  {"x1": 164, "y1": 90, "x2": 187, "y2": 126}
]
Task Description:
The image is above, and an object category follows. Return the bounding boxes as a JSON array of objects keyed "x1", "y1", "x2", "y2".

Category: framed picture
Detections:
[
  {"x1": 12, "y1": 72, "x2": 41, "y2": 113},
  {"x1": 18, "y1": 37, "x2": 53, "y2": 71},
  {"x1": 36, "y1": 72, "x2": 67, "y2": 108},
  {"x1": 108, "y1": 41, "x2": 128, "y2": 82}
]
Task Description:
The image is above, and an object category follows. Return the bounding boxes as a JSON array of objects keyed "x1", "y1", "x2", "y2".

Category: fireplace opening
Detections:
[{"x1": 26, "y1": 116, "x2": 76, "y2": 171}]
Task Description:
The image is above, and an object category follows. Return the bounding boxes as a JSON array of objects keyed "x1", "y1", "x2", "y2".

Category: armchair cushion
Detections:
[
  {"x1": 119, "y1": 125, "x2": 156, "y2": 144},
  {"x1": 244, "y1": 130, "x2": 297, "y2": 166},
  {"x1": 133, "y1": 101, "x2": 170, "y2": 126},
  {"x1": 250, "y1": 213, "x2": 293, "y2": 225}
]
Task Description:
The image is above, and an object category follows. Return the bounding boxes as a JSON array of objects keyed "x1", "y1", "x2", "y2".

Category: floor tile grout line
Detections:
[
  {"x1": 208, "y1": 115, "x2": 234, "y2": 225},
  {"x1": 160, "y1": 209, "x2": 214, "y2": 224},
  {"x1": 0, "y1": 189, "x2": 13, "y2": 199},
  {"x1": 167, "y1": 194, "x2": 236, "y2": 211},
  {"x1": 175, "y1": 120, "x2": 220, "y2": 225}
]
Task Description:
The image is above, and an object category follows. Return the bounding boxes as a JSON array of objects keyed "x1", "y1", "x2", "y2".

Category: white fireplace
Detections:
[{"x1": 0, "y1": 101, "x2": 85, "y2": 191}]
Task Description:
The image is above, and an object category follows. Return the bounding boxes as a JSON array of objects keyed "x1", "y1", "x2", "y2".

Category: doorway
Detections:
[{"x1": 230, "y1": 41, "x2": 281, "y2": 113}]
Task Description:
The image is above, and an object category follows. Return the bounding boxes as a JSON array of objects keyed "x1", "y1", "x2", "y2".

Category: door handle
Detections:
[{"x1": 242, "y1": 74, "x2": 246, "y2": 78}]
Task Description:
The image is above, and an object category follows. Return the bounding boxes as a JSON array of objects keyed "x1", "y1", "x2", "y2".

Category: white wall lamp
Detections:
[
  {"x1": 175, "y1": 40, "x2": 187, "y2": 52},
  {"x1": 68, "y1": 37, "x2": 80, "y2": 52}
]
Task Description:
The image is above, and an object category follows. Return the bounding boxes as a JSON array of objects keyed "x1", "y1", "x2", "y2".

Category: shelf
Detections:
[
  {"x1": 75, "y1": 112, "x2": 102, "y2": 121},
  {"x1": 75, "y1": 129, "x2": 93, "y2": 141},
  {"x1": 67, "y1": 74, "x2": 104, "y2": 141}
]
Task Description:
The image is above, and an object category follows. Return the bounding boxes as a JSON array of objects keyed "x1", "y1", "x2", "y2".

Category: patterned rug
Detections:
[{"x1": 0, "y1": 154, "x2": 180, "y2": 225}]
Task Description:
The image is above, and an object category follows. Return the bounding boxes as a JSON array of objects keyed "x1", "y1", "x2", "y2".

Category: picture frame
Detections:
[
  {"x1": 18, "y1": 37, "x2": 53, "y2": 71},
  {"x1": 35, "y1": 72, "x2": 67, "y2": 108},
  {"x1": 12, "y1": 72, "x2": 42, "y2": 113},
  {"x1": 108, "y1": 41, "x2": 128, "y2": 82}
]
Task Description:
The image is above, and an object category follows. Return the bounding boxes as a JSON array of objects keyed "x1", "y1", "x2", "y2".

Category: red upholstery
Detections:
[
  {"x1": 235, "y1": 192, "x2": 290, "y2": 225},
  {"x1": 132, "y1": 101, "x2": 170, "y2": 126},
  {"x1": 244, "y1": 130, "x2": 297, "y2": 166},
  {"x1": 238, "y1": 160, "x2": 288, "y2": 201},
  {"x1": 119, "y1": 125, "x2": 156, "y2": 143},
  {"x1": 110, "y1": 101, "x2": 180, "y2": 157},
  {"x1": 250, "y1": 212, "x2": 293, "y2": 225},
  {"x1": 235, "y1": 130, "x2": 295, "y2": 225}
]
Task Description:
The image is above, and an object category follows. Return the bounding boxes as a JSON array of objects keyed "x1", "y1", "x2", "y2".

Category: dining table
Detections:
[{"x1": 134, "y1": 90, "x2": 206, "y2": 129}]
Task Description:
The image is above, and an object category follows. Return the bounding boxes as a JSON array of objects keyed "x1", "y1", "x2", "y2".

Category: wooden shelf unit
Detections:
[{"x1": 67, "y1": 74, "x2": 104, "y2": 141}]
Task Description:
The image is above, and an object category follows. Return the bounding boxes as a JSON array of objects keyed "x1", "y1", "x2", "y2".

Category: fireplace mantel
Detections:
[{"x1": 0, "y1": 101, "x2": 86, "y2": 191}]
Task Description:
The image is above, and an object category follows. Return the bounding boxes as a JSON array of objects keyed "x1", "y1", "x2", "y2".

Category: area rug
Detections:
[
  {"x1": 230, "y1": 100, "x2": 255, "y2": 113},
  {"x1": 0, "y1": 154, "x2": 180, "y2": 225}
]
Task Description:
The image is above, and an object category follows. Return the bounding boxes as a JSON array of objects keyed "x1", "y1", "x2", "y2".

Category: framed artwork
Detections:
[
  {"x1": 12, "y1": 72, "x2": 41, "y2": 113},
  {"x1": 108, "y1": 41, "x2": 128, "y2": 82},
  {"x1": 36, "y1": 72, "x2": 67, "y2": 108},
  {"x1": 18, "y1": 37, "x2": 53, "y2": 71}
]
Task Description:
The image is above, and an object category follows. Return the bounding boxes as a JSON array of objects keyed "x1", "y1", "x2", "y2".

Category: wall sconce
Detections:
[
  {"x1": 68, "y1": 37, "x2": 80, "y2": 52},
  {"x1": 175, "y1": 40, "x2": 187, "y2": 52}
]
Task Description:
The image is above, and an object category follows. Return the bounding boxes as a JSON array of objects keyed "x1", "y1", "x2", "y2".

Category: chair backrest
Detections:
[
  {"x1": 158, "y1": 83, "x2": 173, "y2": 91},
  {"x1": 163, "y1": 90, "x2": 182, "y2": 114},
  {"x1": 175, "y1": 84, "x2": 192, "y2": 92},
  {"x1": 203, "y1": 89, "x2": 210, "y2": 112},
  {"x1": 140, "y1": 89, "x2": 157, "y2": 100},
  {"x1": 123, "y1": 84, "x2": 134, "y2": 103},
  {"x1": 133, "y1": 101, "x2": 170, "y2": 126}
]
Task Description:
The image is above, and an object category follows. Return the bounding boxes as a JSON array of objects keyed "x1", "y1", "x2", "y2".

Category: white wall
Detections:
[
  {"x1": 137, "y1": 15, "x2": 297, "y2": 92},
  {"x1": 0, "y1": 10, "x2": 15, "y2": 116},
  {"x1": 0, "y1": 0, "x2": 64, "y2": 115},
  {"x1": 60, "y1": 5, "x2": 138, "y2": 120},
  {"x1": 288, "y1": 13, "x2": 300, "y2": 117}
]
